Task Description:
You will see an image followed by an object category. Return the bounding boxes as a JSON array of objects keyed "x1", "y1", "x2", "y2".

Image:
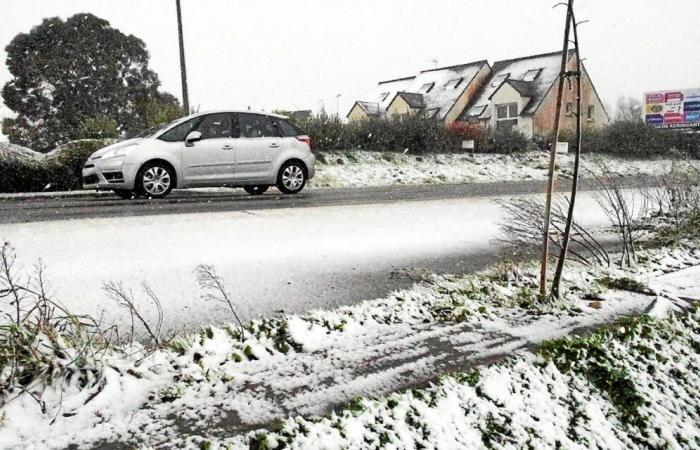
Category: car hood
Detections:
[{"x1": 90, "y1": 138, "x2": 144, "y2": 159}]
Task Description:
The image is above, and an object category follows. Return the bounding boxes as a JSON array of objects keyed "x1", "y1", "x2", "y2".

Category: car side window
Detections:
[
  {"x1": 158, "y1": 117, "x2": 203, "y2": 142},
  {"x1": 239, "y1": 113, "x2": 278, "y2": 138},
  {"x1": 272, "y1": 117, "x2": 304, "y2": 137},
  {"x1": 195, "y1": 113, "x2": 232, "y2": 140}
]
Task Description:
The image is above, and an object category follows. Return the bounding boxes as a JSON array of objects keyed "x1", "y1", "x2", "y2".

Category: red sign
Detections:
[
  {"x1": 646, "y1": 93, "x2": 664, "y2": 103},
  {"x1": 664, "y1": 113, "x2": 685, "y2": 124},
  {"x1": 665, "y1": 92, "x2": 684, "y2": 102}
]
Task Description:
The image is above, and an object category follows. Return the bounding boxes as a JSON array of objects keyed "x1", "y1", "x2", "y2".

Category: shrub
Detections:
[
  {"x1": 0, "y1": 139, "x2": 112, "y2": 193},
  {"x1": 552, "y1": 122, "x2": 700, "y2": 158},
  {"x1": 296, "y1": 113, "x2": 529, "y2": 154}
]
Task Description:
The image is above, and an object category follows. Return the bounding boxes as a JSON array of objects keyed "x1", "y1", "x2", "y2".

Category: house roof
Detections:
[
  {"x1": 462, "y1": 50, "x2": 574, "y2": 120},
  {"x1": 395, "y1": 91, "x2": 426, "y2": 108},
  {"x1": 348, "y1": 101, "x2": 381, "y2": 117},
  {"x1": 367, "y1": 60, "x2": 489, "y2": 120}
]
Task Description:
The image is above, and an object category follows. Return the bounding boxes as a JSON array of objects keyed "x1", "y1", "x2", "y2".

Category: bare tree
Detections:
[
  {"x1": 498, "y1": 197, "x2": 609, "y2": 268},
  {"x1": 590, "y1": 163, "x2": 650, "y2": 267},
  {"x1": 103, "y1": 281, "x2": 164, "y2": 345},
  {"x1": 614, "y1": 96, "x2": 643, "y2": 123},
  {"x1": 195, "y1": 264, "x2": 245, "y2": 341}
]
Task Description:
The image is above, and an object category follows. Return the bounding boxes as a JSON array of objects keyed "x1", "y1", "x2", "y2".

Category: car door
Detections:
[
  {"x1": 233, "y1": 113, "x2": 282, "y2": 181},
  {"x1": 180, "y1": 113, "x2": 236, "y2": 185}
]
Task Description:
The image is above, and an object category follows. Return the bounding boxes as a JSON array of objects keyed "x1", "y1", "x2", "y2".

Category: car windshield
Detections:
[{"x1": 134, "y1": 119, "x2": 181, "y2": 138}]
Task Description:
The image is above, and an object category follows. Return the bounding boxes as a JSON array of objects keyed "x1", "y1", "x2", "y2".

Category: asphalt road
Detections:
[
  {"x1": 0, "y1": 175, "x2": 655, "y2": 224},
  {"x1": 0, "y1": 178, "x2": 628, "y2": 334}
]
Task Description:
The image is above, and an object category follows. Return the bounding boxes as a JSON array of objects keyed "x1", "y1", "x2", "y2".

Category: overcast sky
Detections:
[{"x1": 2, "y1": 0, "x2": 700, "y2": 139}]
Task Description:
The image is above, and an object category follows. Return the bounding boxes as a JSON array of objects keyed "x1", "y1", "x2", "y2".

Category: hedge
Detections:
[
  {"x1": 0, "y1": 139, "x2": 113, "y2": 193},
  {"x1": 296, "y1": 113, "x2": 530, "y2": 154},
  {"x1": 551, "y1": 121, "x2": 700, "y2": 158}
]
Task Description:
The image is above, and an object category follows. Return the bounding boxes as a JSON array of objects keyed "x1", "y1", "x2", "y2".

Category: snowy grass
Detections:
[
  {"x1": 1, "y1": 239, "x2": 699, "y2": 448},
  {"x1": 236, "y1": 309, "x2": 700, "y2": 450},
  {"x1": 310, "y1": 150, "x2": 700, "y2": 188}
]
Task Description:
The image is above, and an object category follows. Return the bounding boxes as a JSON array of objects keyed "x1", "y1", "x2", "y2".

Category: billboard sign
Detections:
[{"x1": 645, "y1": 88, "x2": 700, "y2": 129}]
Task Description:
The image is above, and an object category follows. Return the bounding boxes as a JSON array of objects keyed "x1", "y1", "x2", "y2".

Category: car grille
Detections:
[
  {"x1": 103, "y1": 172, "x2": 124, "y2": 183},
  {"x1": 83, "y1": 174, "x2": 99, "y2": 185}
]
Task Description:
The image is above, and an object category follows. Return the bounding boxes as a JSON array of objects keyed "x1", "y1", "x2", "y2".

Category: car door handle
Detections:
[
  {"x1": 222, "y1": 144, "x2": 233, "y2": 150},
  {"x1": 269, "y1": 143, "x2": 280, "y2": 148}
]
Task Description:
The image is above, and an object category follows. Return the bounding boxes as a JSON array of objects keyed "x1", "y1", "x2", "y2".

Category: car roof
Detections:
[{"x1": 184, "y1": 110, "x2": 288, "y2": 119}]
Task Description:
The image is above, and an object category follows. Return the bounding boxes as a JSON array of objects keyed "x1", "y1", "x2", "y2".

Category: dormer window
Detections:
[
  {"x1": 419, "y1": 82, "x2": 435, "y2": 94},
  {"x1": 490, "y1": 73, "x2": 509, "y2": 88},
  {"x1": 471, "y1": 104, "x2": 487, "y2": 117},
  {"x1": 445, "y1": 78, "x2": 464, "y2": 89},
  {"x1": 522, "y1": 69, "x2": 542, "y2": 81}
]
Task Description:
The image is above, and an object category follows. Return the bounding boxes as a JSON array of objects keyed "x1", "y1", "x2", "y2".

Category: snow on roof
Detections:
[
  {"x1": 355, "y1": 101, "x2": 381, "y2": 116},
  {"x1": 396, "y1": 92, "x2": 426, "y2": 109},
  {"x1": 464, "y1": 50, "x2": 573, "y2": 119},
  {"x1": 370, "y1": 76, "x2": 416, "y2": 111},
  {"x1": 368, "y1": 61, "x2": 487, "y2": 119}
]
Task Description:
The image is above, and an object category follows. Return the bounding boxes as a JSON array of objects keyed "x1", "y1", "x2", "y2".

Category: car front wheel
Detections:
[
  {"x1": 276, "y1": 161, "x2": 306, "y2": 194},
  {"x1": 137, "y1": 162, "x2": 175, "y2": 198}
]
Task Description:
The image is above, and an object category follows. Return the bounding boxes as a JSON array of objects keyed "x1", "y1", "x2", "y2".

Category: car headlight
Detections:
[{"x1": 105, "y1": 148, "x2": 127, "y2": 158}]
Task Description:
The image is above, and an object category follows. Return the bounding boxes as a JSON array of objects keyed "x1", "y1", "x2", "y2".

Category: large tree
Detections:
[{"x1": 2, "y1": 13, "x2": 182, "y2": 151}]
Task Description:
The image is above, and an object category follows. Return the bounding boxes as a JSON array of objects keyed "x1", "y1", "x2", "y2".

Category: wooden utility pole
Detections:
[
  {"x1": 539, "y1": 0, "x2": 574, "y2": 298},
  {"x1": 552, "y1": 5, "x2": 584, "y2": 298},
  {"x1": 176, "y1": 0, "x2": 190, "y2": 114}
]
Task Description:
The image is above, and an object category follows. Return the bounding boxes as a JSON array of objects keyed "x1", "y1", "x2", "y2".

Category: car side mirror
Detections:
[{"x1": 185, "y1": 130, "x2": 202, "y2": 146}]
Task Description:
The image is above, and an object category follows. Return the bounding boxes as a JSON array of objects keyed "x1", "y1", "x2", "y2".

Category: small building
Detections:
[
  {"x1": 460, "y1": 50, "x2": 609, "y2": 137},
  {"x1": 348, "y1": 60, "x2": 491, "y2": 124},
  {"x1": 348, "y1": 50, "x2": 609, "y2": 138}
]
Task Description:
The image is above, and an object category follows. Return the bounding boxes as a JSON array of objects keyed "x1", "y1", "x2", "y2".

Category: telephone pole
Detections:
[{"x1": 176, "y1": 0, "x2": 190, "y2": 114}]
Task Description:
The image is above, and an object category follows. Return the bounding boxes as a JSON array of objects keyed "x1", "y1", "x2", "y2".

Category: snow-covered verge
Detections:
[
  {"x1": 239, "y1": 308, "x2": 700, "y2": 450},
  {"x1": 1, "y1": 240, "x2": 699, "y2": 449},
  {"x1": 310, "y1": 150, "x2": 700, "y2": 188}
]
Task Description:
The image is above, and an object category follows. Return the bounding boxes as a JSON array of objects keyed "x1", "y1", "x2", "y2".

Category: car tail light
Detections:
[{"x1": 296, "y1": 135, "x2": 314, "y2": 150}]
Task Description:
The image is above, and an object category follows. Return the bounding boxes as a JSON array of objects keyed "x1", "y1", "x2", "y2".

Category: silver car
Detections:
[{"x1": 82, "y1": 110, "x2": 315, "y2": 198}]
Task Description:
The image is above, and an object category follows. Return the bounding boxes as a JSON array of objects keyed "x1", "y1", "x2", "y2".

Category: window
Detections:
[
  {"x1": 445, "y1": 78, "x2": 464, "y2": 89},
  {"x1": 419, "y1": 82, "x2": 435, "y2": 94},
  {"x1": 272, "y1": 117, "x2": 305, "y2": 137},
  {"x1": 522, "y1": 69, "x2": 542, "y2": 82},
  {"x1": 587, "y1": 105, "x2": 595, "y2": 121},
  {"x1": 497, "y1": 119, "x2": 518, "y2": 130},
  {"x1": 196, "y1": 113, "x2": 232, "y2": 140},
  {"x1": 471, "y1": 104, "x2": 487, "y2": 117},
  {"x1": 495, "y1": 102, "x2": 518, "y2": 130},
  {"x1": 566, "y1": 102, "x2": 574, "y2": 115},
  {"x1": 158, "y1": 117, "x2": 204, "y2": 142},
  {"x1": 496, "y1": 102, "x2": 518, "y2": 119},
  {"x1": 239, "y1": 113, "x2": 277, "y2": 138},
  {"x1": 378, "y1": 92, "x2": 390, "y2": 102}
]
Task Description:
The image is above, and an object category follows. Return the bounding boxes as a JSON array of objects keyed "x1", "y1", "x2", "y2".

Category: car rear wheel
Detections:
[
  {"x1": 244, "y1": 185, "x2": 269, "y2": 196},
  {"x1": 276, "y1": 161, "x2": 306, "y2": 194},
  {"x1": 113, "y1": 189, "x2": 135, "y2": 200},
  {"x1": 137, "y1": 162, "x2": 174, "y2": 198}
]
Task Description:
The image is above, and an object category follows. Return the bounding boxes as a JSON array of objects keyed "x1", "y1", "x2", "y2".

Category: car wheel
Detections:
[
  {"x1": 137, "y1": 162, "x2": 174, "y2": 198},
  {"x1": 276, "y1": 161, "x2": 306, "y2": 194},
  {"x1": 113, "y1": 189, "x2": 135, "y2": 200},
  {"x1": 244, "y1": 185, "x2": 269, "y2": 196}
]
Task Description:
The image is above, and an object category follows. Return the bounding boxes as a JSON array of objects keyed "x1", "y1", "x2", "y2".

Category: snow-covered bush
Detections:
[{"x1": 0, "y1": 139, "x2": 112, "y2": 192}]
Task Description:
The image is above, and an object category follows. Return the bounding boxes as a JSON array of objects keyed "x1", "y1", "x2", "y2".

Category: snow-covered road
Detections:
[{"x1": 0, "y1": 192, "x2": 611, "y2": 332}]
